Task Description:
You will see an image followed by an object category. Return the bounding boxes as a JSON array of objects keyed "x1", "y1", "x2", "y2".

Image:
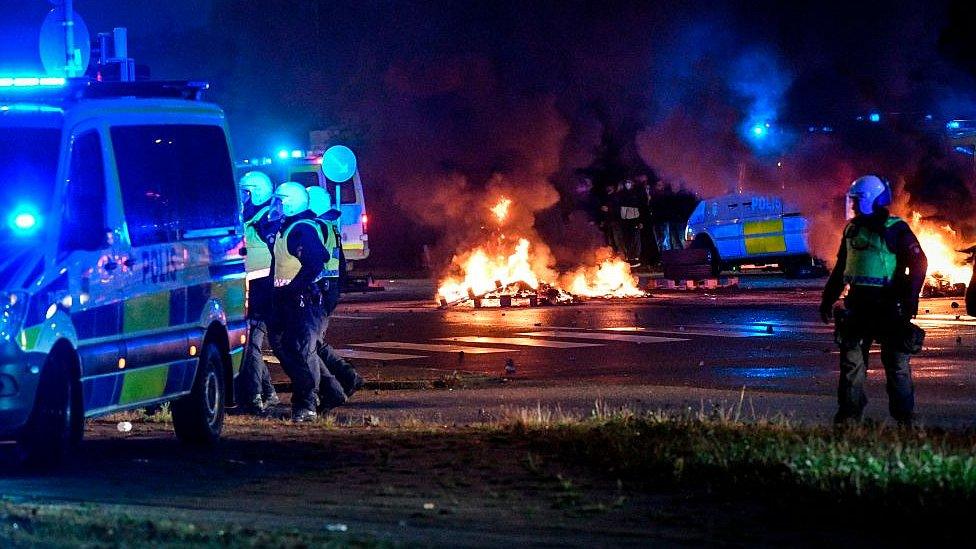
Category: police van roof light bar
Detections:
[{"x1": 0, "y1": 77, "x2": 67, "y2": 88}]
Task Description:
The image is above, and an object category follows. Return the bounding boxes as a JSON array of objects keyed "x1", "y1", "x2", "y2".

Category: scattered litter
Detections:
[
  {"x1": 423, "y1": 502, "x2": 436, "y2": 510},
  {"x1": 117, "y1": 421, "x2": 132, "y2": 433},
  {"x1": 698, "y1": 361, "x2": 705, "y2": 367},
  {"x1": 325, "y1": 523, "x2": 348, "y2": 532}
]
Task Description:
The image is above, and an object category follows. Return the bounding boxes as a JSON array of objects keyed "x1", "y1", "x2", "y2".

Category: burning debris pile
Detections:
[
  {"x1": 436, "y1": 198, "x2": 647, "y2": 307},
  {"x1": 905, "y1": 211, "x2": 972, "y2": 297}
]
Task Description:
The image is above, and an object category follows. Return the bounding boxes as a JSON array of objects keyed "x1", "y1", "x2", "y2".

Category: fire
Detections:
[
  {"x1": 907, "y1": 211, "x2": 971, "y2": 287},
  {"x1": 436, "y1": 233, "x2": 645, "y2": 306},
  {"x1": 565, "y1": 259, "x2": 646, "y2": 298},
  {"x1": 437, "y1": 238, "x2": 541, "y2": 303},
  {"x1": 490, "y1": 197, "x2": 512, "y2": 223}
]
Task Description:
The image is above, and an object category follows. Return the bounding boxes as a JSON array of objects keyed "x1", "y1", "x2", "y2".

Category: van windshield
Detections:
[{"x1": 0, "y1": 127, "x2": 60, "y2": 243}]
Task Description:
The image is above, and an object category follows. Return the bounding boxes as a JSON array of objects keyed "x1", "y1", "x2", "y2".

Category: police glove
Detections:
[{"x1": 819, "y1": 301, "x2": 834, "y2": 324}]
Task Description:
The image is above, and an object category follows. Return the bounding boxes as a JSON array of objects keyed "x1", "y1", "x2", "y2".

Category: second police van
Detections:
[
  {"x1": 684, "y1": 192, "x2": 819, "y2": 277},
  {"x1": 0, "y1": 77, "x2": 247, "y2": 466}
]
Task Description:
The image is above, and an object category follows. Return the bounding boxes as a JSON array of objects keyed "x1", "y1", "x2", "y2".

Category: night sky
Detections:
[{"x1": 3, "y1": 0, "x2": 976, "y2": 267}]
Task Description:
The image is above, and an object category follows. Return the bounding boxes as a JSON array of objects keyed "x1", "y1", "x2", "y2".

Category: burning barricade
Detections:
[
  {"x1": 436, "y1": 197, "x2": 647, "y2": 308},
  {"x1": 905, "y1": 212, "x2": 972, "y2": 297}
]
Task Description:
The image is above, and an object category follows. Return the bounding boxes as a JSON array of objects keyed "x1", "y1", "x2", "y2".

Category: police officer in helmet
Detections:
[
  {"x1": 236, "y1": 171, "x2": 280, "y2": 414},
  {"x1": 820, "y1": 175, "x2": 927, "y2": 425},
  {"x1": 268, "y1": 182, "x2": 347, "y2": 422},
  {"x1": 306, "y1": 186, "x2": 366, "y2": 399}
]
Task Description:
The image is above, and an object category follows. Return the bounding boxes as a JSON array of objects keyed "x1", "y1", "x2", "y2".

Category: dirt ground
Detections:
[{"x1": 0, "y1": 410, "x2": 894, "y2": 547}]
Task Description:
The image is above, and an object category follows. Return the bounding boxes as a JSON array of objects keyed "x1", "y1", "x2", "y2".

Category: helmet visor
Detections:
[
  {"x1": 846, "y1": 192, "x2": 873, "y2": 218},
  {"x1": 268, "y1": 196, "x2": 284, "y2": 221}
]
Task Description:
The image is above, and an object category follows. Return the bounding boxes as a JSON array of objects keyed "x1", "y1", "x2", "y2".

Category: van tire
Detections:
[
  {"x1": 15, "y1": 355, "x2": 82, "y2": 469},
  {"x1": 691, "y1": 236, "x2": 722, "y2": 277},
  {"x1": 172, "y1": 342, "x2": 225, "y2": 446}
]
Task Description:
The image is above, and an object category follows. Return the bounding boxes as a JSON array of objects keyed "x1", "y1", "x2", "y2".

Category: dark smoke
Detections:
[{"x1": 5, "y1": 1, "x2": 976, "y2": 269}]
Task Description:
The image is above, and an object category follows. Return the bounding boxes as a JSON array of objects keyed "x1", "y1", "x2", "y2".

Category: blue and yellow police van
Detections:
[
  {"x1": 0, "y1": 77, "x2": 247, "y2": 466},
  {"x1": 684, "y1": 192, "x2": 816, "y2": 277}
]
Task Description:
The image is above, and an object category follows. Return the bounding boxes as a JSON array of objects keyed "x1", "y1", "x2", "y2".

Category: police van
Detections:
[
  {"x1": 684, "y1": 192, "x2": 816, "y2": 277},
  {"x1": 0, "y1": 78, "x2": 247, "y2": 466}
]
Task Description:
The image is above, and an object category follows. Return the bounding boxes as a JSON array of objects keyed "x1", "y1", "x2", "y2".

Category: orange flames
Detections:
[
  {"x1": 436, "y1": 197, "x2": 645, "y2": 305},
  {"x1": 490, "y1": 197, "x2": 512, "y2": 223},
  {"x1": 907, "y1": 212, "x2": 971, "y2": 287}
]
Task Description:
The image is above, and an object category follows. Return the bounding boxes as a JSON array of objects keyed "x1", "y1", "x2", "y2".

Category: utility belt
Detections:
[
  {"x1": 274, "y1": 269, "x2": 339, "y2": 288},
  {"x1": 833, "y1": 305, "x2": 924, "y2": 354}
]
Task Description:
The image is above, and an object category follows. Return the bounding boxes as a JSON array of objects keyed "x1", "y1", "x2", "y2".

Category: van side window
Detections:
[
  {"x1": 288, "y1": 171, "x2": 320, "y2": 188},
  {"x1": 60, "y1": 131, "x2": 107, "y2": 251},
  {"x1": 112, "y1": 125, "x2": 237, "y2": 246},
  {"x1": 336, "y1": 178, "x2": 356, "y2": 204}
]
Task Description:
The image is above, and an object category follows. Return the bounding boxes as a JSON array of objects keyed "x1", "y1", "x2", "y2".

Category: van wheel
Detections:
[
  {"x1": 15, "y1": 356, "x2": 82, "y2": 469},
  {"x1": 172, "y1": 343, "x2": 225, "y2": 445},
  {"x1": 692, "y1": 237, "x2": 722, "y2": 277}
]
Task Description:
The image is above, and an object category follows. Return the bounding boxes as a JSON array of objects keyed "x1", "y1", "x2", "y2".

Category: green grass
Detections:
[
  {"x1": 501, "y1": 406, "x2": 976, "y2": 513},
  {"x1": 0, "y1": 502, "x2": 388, "y2": 548}
]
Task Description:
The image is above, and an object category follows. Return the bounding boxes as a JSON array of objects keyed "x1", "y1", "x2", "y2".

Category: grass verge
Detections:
[
  {"x1": 0, "y1": 502, "x2": 386, "y2": 548},
  {"x1": 501, "y1": 405, "x2": 976, "y2": 520}
]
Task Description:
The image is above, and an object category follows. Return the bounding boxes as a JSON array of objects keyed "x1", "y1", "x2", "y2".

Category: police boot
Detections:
[{"x1": 291, "y1": 408, "x2": 318, "y2": 423}]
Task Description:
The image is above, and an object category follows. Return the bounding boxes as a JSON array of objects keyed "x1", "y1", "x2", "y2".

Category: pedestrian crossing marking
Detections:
[
  {"x1": 333, "y1": 349, "x2": 426, "y2": 361},
  {"x1": 349, "y1": 341, "x2": 514, "y2": 354},
  {"x1": 917, "y1": 314, "x2": 975, "y2": 321},
  {"x1": 435, "y1": 336, "x2": 604, "y2": 348},
  {"x1": 606, "y1": 326, "x2": 776, "y2": 338},
  {"x1": 330, "y1": 314, "x2": 378, "y2": 320},
  {"x1": 516, "y1": 331, "x2": 687, "y2": 344},
  {"x1": 544, "y1": 325, "x2": 769, "y2": 338}
]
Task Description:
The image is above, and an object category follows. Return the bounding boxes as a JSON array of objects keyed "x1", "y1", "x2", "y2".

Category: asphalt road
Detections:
[
  {"x1": 325, "y1": 284, "x2": 976, "y2": 427},
  {"x1": 2, "y1": 280, "x2": 975, "y2": 546}
]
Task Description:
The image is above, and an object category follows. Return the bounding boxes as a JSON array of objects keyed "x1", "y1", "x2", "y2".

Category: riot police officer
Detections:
[
  {"x1": 306, "y1": 186, "x2": 366, "y2": 399},
  {"x1": 237, "y1": 171, "x2": 280, "y2": 414},
  {"x1": 268, "y1": 182, "x2": 346, "y2": 422},
  {"x1": 820, "y1": 175, "x2": 927, "y2": 425}
]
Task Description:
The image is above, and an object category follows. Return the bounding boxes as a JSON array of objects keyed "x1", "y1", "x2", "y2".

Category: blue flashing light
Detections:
[
  {"x1": 752, "y1": 124, "x2": 766, "y2": 137},
  {"x1": 14, "y1": 213, "x2": 36, "y2": 230},
  {"x1": 276, "y1": 149, "x2": 289, "y2": 160},
  {"x1": 954, "y1": 146, "x2": 975, "y2": 157},
  {"x1": 7, "y1": 205, "x2": 41, "y2": 237},
  {"x1": 0, "y1": 76, "x2": 65, "y2": 88},
  {"x1": 290, "y1": 149, "x2": 303, "y2": 158},
  {"x1": 948, "y1": 120, "x2": 962, "y2": 130},
  {"x1": 869, "y1": 112, "x2": 881, "y2": 123}
]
